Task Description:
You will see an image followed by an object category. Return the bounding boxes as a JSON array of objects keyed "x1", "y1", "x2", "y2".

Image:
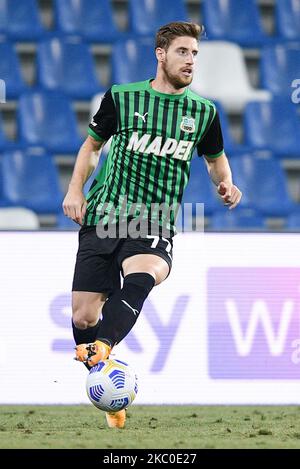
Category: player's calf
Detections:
[{"x1": 95, "y1": 273, "x2": 155, "y2": 346}]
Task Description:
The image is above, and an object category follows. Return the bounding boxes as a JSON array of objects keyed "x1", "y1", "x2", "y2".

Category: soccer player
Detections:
[{"x1": 63, "y1": 22, "x2": 242, "y2": 428}]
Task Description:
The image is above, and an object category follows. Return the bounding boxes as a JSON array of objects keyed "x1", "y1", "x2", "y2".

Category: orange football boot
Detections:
[
  {"x1": 105, "y1": 409, "x2": 126, "y2": 429},
  {"x1": 75, "y1": 340, "x2": 111, "y2": 367}
]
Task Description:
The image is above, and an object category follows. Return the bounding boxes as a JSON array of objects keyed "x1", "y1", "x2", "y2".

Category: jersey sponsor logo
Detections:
[
  {"x1": 180, "y1": 116, "x2": 195, "y2": 133},
  {"x1": 127, "y1": 132, "x2": 193, "y2": 161},
  {"x1": 134, "y1": 111, "x2": 148, "y2": 123}
]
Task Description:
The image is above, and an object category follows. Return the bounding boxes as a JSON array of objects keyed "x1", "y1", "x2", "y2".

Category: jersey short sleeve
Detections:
[
  {"x1": 197, "y1": 110, "x2": 224, "y2": 158},
  {"x1": 88, "y1": 88, "x2": 118, "y2": 142}
]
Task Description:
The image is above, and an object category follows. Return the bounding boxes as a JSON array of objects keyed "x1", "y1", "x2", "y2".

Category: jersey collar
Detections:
[{"x1": 147, "y1": 79, "x2": 188, "y2": 100}]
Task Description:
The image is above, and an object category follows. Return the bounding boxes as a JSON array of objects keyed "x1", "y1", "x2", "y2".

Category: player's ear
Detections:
[{"x1": 155, "y1": 47, "x2": 166, "y2": 63}]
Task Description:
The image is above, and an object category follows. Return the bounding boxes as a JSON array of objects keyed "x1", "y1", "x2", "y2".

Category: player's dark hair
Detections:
[{"x1": 155, "y1": 22, "x2": 204, "y2": 50}]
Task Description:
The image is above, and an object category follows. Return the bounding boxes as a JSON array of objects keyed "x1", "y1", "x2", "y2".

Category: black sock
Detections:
[
  {"x1": 72, "y1": 319, "x2": 101, "y2": 345},
  {"x1": 96, "y1": 272, "x2": 155, "y2": 347}
]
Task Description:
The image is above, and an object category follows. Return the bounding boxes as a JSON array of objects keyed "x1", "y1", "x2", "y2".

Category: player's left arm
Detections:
[
  {"x1": 204, "y1": 152, "x2": 242, "y2": 210},
  {"x1": 197, "y1": 109, "x2": 242, "y2": 210}
]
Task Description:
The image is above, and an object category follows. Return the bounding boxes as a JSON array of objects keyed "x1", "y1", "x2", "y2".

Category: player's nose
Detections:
[{"x1": 185, "y1": 52, "x2": 195, "y2": 65}]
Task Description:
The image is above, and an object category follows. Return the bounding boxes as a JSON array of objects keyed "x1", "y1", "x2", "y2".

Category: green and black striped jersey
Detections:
[{"x1": 85, "y1": 79, "x2": 224, "y2": 235}]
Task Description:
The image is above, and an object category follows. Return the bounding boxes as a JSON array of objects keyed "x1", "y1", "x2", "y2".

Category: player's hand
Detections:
[
  {"x1": 62, "y1": 189, "x2": 87, "y2": 225},
  {"x1": 217, "y1": 182, "x2": 242, "y2": 210}
]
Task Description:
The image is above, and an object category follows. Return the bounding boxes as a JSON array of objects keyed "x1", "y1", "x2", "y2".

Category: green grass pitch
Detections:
[{"x1": 1, "y1": 405, "x2": 300, "y2": 449}]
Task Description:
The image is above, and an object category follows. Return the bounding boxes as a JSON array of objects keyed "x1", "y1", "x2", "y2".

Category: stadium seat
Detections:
[
  {"x1": 230, "y1": 152, "x2": 295, "y2": 216},
  {"x1": 37, "y1": 37, "x2": 103, "y2": 99},
  {"x1": 0, "y1": 112, "x2": 10, "y2": 151},
  {"x1": 0, "y1": 207, "x2": 40, "y2": 229},
  {"x1": 261, "y1": 43, "x2": 300, "y2": 96},
  {"x1": 1, "y1": 147, "x2": 63, "y2": 214},
  {"x1": 128, "y1": 0, "x2": 188, "y2": 36},
  {"x1": 18, "y1": 91, "x2": 83, "y2": 154},
  {"x1": 111, "y1": 37, "x2": 157, "y2": 84},
  {"x1": 0, "y1": 0, "x2": 45, "y2": 41},
  {"x1": 0, "y1": 41, "x2": 27, "y2": 99},
  {"x1": 191, "y1": 41, "x2": 271, "y2": 113},
  {"x1": 56, "y1": 211, "x2": 79, "y2": 230},
  {"x1": 54, "y1": 0, "x2": 120, "y2": 43},
  {"x1": 0, "y1": 155, "x2": 10, "y2": 207},
  {"x1": 243, "y1": 98, "x2": 300, "y2": 158},
  {"x1": 202, "y1": 0, "x2": 269, "y2": 47},
  {"x1": 210, "y1": 208, "x2": 266, "y2": 230},
  {"x1": 181, "y1": 156, "x2": 220, "y2": 216},
  {"x1": 276, "y1": 0, "x2": 300, "y2": 41},
  {"x1": 286, "y1": 210, "x2": 300, "y2": 229}
]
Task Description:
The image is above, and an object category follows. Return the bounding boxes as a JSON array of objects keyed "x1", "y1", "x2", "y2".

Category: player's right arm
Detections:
[
  {"x1": 63, "y1": 88, "x2": 117, "y2": 224},
  {"x1": 62, "y1": 136, "x2": 105, "y2": 225}
]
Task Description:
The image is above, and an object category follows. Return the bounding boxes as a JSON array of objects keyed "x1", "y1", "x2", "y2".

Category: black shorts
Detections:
[{"x1": 72, "y1": 226, "x2": 173, "y2": 295}]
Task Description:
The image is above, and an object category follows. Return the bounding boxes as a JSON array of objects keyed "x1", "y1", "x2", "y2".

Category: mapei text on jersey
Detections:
[{"x1": 127, "y1": 132, "x2": 194, "y2": 161}]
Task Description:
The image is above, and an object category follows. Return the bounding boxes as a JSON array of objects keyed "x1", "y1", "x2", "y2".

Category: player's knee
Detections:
[
  {"x1": 72, "y1": 314, "x2": 89, "y2": 330},
  {"x1": 72, "y1": 294, "x2": 106, "y2": 329},
  {"x1": 72, "y1": 309, "x2": 99, "y2": 329},
  {"x1": 152, "y1": 264, "x2": 170, "y2": 285}
]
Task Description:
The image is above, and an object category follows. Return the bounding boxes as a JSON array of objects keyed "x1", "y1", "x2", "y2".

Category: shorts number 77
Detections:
[{"x1": 146, "y1": 235, "x2": 172, "y2": 259}]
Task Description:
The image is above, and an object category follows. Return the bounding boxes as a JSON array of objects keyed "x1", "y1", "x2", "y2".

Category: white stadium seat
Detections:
[
  {"x1": 0, "y1": 207, "x2": 40, "y2": 229},
  {"x1": 191, "y1": 41, "x2": 271, "y2": 113}
]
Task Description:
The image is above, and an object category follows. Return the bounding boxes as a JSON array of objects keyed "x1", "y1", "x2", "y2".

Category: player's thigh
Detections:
[
  {"x1": 72, "y1": 291, "x2": 107, "y2": 328},
  {"x1": 119, "y1": 236, "x2": 173, "y2": 285},
  {"x1": 122, "y1": 254, "x2": 170, "y2": 286}
]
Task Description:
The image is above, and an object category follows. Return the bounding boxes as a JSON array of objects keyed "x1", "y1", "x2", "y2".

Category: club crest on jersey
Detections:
[{"x1": 180, "y1": 116, "x2": 195, "y2": 133}]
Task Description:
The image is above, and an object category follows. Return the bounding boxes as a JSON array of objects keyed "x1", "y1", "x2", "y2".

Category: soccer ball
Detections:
[{"x1": 86, "y1": 358, "x2": 138, "y2": 412}]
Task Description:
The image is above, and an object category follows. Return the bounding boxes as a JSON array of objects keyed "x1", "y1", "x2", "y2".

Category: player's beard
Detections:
[{"x1": 162, "y1": 60, "x2": 193, "y2": 90}]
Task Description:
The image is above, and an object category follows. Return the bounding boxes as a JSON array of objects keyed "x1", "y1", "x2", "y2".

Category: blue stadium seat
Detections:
[
  {"x1": 0, "y1": 0, "x2": 45, "y2": 41},
  {"x1": 18, "y1": 91, "x2": 83, "y2": 154},
  {"x1": 1, "y1": 147, "x2": 63, "y2": 214},
  {"x1": 56, "y1": 211, "x2": 80, "y2": 230},
  {"x1": 202, "y1": 0, "x2": 268, "y2": 47},
  {"x1": 243, "y1": 98, "x2": 300, "y2": 158},
  {"x1": 181, "y1": 156, "x2": 220, "y2": 216},
  {"x1": 0, "y1": 41, "x2": 27, "y2": 99},
  {"x1": 211, "y1": 208, "x2": 266, "y2": 230},
  {"x1": 0, "y1": 155, "x2": 11, "y2": 207},
  {"x1": 276, "y1": 0, "x2": 300, "y2": 41},
  {"x1": 54, "y1": 0, "x2": 120, "y2": 43},
  {"x1": 128, "y1": 0, "x2": 188, "y2": 36},
  {"x1": 286, "y1": 210, "x2": 300, "y2": 229},
  {"x1": 0, "y1": 112, "x2": 10, "y2": 151},
  {"x1": 261, "y1": 43, "x2": 300, "y2": 96},
  {"x1": 37, "y1": 37, "x2": 103, "y2": 99},
  {"x1": 230, "y1": 152, "x2": 295, "y2": 216},
  {"x1": 112, "y1": 37, "x2": 157, "y2": 84}
]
